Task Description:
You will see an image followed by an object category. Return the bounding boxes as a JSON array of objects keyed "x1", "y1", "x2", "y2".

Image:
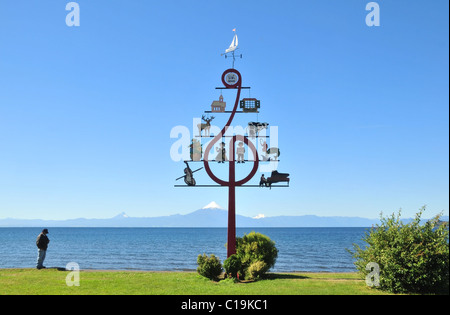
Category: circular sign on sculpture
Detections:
[
  {"x1": 222, "y1": 69, "x2": 241, "y2": 88},
  {"x1": 225, "y1": 73, "x2": 238, "y2": 85}
]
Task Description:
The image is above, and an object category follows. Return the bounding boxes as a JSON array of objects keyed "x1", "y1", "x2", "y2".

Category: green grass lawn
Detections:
[{"x1": 0, "y1": 268, "x2": 395, "y2": 295}]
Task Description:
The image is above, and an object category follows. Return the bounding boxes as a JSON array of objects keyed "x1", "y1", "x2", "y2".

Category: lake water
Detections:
[{"x1": 0, "y1": 227, "x2": 368, "y2": 272}]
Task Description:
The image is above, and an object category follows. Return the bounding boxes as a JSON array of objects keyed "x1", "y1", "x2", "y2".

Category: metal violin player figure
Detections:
[{"x1": 176, "y1": 161, "x2": 203, "y2": 186}]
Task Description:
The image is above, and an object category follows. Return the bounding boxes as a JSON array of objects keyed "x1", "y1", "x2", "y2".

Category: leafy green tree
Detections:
[{"x1": 349, "y1": 206, "x2": 449, "y2": 294}]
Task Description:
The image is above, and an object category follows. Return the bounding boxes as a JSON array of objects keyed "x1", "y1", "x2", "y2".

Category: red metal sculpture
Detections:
[
  {"x1": 203, "y1": 68, "x2": 260, "y2": 257},
  {"x1": 174, "y1": 67, "x2": 289, "y2": 258}
]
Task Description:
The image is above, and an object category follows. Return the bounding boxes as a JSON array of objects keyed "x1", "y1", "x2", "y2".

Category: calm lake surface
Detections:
[{"x1": 0, "y1": 227, "x2": 368, "y2": 272}]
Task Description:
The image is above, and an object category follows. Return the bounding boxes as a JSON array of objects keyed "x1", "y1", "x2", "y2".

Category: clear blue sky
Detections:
[{"x1": 0, "y1": 0, "x2": 448, "y2": 220}]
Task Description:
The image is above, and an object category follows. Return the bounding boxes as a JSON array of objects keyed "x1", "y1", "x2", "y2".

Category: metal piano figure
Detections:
[{"x1": 266, "y1": 171, "x2": 290, "y2": 189}]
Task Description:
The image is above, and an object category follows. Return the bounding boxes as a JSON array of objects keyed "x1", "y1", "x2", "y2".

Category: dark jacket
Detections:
[{"x1": 36, "y1": 233, "x2": 50, "y2": 250}]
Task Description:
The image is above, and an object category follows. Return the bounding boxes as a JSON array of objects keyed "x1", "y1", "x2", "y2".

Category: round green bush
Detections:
[
  {"x1": 235, "y1": 231, "x2": 278, "y2": 280},
  {"x1": 223, "y1": 254, "x2": 243, "y2": 279},
  {"x1": 196, "y1": 254, "x2": 222, "y2": 281}
]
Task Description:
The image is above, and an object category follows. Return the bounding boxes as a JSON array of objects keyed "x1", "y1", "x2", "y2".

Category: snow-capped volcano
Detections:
[
  {"x1": 113, "y1": 212, "x2": 129, "y2": 219},
  {"x1": 202, "y1": 201, "x2": 224, "y2": 210},
  {"x1": 253, "y1": 214, "x2": 266, "y2": 219}
]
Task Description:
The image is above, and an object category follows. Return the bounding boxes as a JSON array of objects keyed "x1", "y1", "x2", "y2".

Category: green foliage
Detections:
[
  {"x1": 247, "y1": 261, "x2": 268, "y2": 280},
  {"x1": 223, "y1": 254, "x2": 243, "y2": 279},
  {"x1": 349, "y1": 206, "x2": 449, "y2": 294},
  {"x1": 235, "y1": 231, "x2": 279, "y2": 280},
  {"x1": 196, "y1": 254, "x2": 223, "y2": 281}
]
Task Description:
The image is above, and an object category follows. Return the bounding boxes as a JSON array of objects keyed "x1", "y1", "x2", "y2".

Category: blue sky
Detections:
[{"x1": 0, "y1": 0, "x2": 448, "y2": 220}]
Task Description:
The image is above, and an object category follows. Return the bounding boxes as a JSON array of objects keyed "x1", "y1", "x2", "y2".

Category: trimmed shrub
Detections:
[
  {"x1": 349, "y1": 206, "x2": 449, "y2": 294},
  {"x1": 196, "y1": 254, "x2": 222, "y2": 281},
  {"x1": 223, "y1": 254, "x2": 243, "y2": 279},
  {"x1": 247, "y1": 261, "x2": 268, "y2": 280},
  {"x1": 235, "y1": 231, "x2": 278, "y2": 280}
]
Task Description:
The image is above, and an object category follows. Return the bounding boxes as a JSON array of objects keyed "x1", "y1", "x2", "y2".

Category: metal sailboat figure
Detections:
[
  {"x1": 221, "y1": 29, "x2": 242, "y2": 68},
  {"x1": 225, "y1": 32, "x2": 238, "y2": 54}
]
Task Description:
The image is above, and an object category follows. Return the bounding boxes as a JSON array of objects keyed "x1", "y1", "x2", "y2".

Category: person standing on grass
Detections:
[{"x1": 36, "y1": 229, "x2": 50, "y2": 269}]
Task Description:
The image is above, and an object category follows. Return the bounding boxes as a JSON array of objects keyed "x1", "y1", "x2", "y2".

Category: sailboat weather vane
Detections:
[{"x1": 221, "y1": 29, "x2": 242, "y2": 68}]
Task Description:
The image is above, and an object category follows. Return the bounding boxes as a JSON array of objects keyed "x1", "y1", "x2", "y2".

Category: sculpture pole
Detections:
[{"x1": 203, "y1": 69, "x2": 259, "y2": 257}]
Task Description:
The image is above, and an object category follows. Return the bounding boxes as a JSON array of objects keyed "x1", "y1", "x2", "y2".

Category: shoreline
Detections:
[{"x1": 0, "y1": 267, "x2": 358, "y2": 274}]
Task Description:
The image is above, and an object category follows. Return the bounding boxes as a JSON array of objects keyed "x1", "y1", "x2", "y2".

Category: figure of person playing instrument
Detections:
[{"x1": 215, "y1": 142, "x2": 228, "y2": 163}]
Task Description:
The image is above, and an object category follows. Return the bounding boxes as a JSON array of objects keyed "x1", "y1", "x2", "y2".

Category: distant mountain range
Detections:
[{"x1": 0, "y1": 202, "x2": 448, "y2": 228}]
